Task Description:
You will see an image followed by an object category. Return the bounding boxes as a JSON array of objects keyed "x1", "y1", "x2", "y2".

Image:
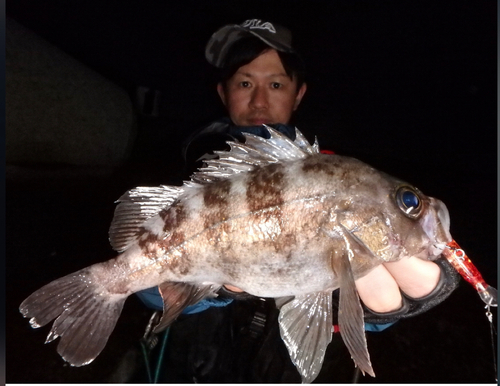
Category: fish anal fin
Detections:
[
  {"x1": 278, "y1": 291, "x2": 333, "y2": 383},
  {"x1": 154, "y1": 282, "x2": 221, "y2": 332},
  {"x1": 330, "y1": 225, "x2": 376, "y2": 377}
]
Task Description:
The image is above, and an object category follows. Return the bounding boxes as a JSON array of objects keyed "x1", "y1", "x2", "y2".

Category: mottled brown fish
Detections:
[{"x1": 20, "y1": 127, "x2": 452, "y2": 382}]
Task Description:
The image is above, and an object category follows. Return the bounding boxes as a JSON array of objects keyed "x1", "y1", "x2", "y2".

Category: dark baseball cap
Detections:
[{"x1": 205, "y1": 19, "x2": 295, "y2": 68}]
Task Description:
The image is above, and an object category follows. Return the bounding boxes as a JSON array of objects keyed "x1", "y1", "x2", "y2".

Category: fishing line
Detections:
[
  {"x1": 140, "y1": 340, "x2": 153, "y2": 383},
  {"x1": 485, "y1": 305, "x2": 497, "y2": 382},
  {"x1": 153, "y1": 327, "x2": 170, "y2": 383}
]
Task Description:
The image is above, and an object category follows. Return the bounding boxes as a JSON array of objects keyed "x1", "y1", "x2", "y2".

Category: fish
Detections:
[{"x1": 20, "y1": 126, "x2": 453, "y2": 383}]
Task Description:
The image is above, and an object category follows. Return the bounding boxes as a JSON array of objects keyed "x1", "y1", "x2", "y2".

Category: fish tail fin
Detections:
[{"x1": 19, "y1": 267, "x2": 126, "y2": 366}]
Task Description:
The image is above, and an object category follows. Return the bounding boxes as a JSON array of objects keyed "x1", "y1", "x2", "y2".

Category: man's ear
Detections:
[
  {"x1": 217, "y1": 83, "x2": 227, "y2": 106},
  {"x1": 293, "y1": 83, "x2": 307, "y2": 111}
]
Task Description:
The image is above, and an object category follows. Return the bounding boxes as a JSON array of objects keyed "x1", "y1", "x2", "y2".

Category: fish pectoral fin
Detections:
[
  {"x1": 154, "y1": 282, "x2": 221, "y2": 332},
  {"x1": 278, "y1": 291, "x2": 333, "y2": 383},
  {"x1": 330, "y1": 225, "x2": 375, "y2": 377}
]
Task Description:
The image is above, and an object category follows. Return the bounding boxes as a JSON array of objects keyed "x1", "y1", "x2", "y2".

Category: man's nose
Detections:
[{"x1": 249, "y1": 86, "x2": 269, "y2": 109}]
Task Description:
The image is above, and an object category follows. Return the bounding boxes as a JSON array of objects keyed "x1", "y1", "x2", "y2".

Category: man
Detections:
[{"x1": 136, "y1": 19, "x2": 459, "y2": 382}]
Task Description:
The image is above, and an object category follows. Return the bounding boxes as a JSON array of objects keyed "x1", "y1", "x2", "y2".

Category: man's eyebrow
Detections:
[{"x1": 236, "y1": 71, "x2": 289, "y2": 78}]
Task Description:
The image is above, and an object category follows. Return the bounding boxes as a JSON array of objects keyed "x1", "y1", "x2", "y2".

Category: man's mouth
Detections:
[{"x1": 249, "y1": 118, "x2": 272, "y2": 126}]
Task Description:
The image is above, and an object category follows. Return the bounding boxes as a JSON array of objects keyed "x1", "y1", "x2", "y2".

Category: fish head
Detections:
[
  {"x1": 335, "y1": 179, "x2": 452, "y2": 264},
  {"x1": 377, "y1": 184, "x2": 451, "y2": 262}
]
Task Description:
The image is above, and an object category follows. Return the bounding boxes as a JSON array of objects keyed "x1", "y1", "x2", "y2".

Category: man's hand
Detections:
[
  {"x1": 223, "y1": 284, "x2": 245, "y2": 293},
  {"x1": 356, "y1": 258, "x2": 441, "y2": 313}
]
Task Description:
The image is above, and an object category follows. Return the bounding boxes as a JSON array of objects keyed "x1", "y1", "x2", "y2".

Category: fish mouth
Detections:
[
  {"x1": 429, "y1": 242, "x2": 447, "y2": 259},
  {"x1": 409, "y1": 241, "x2": 447, "y2": 261},
  {"x1": 420, "y1": 197, "x2": 452, "y2": 260}
]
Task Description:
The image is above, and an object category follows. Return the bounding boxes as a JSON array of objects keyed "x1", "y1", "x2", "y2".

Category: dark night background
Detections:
[{"x1": 5, "y1": 0, "x2": 498, "y2": 383}]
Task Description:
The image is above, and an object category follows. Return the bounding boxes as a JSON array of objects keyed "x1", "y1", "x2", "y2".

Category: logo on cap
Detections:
[{"x1": 241, "y1": 19, "x2": 276, "y2": 33}]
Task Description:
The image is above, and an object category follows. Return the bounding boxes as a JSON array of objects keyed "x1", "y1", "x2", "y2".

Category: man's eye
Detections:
[
  {"x1": 240, "y1": 81, "x2": 251, "y2": 88},
  {"x1": 271, "y1": 82, "x2": 282, "y2": 89}
]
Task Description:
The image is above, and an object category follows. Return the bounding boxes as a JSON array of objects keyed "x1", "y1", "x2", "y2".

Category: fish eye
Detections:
[{"x1": 396, "y1": 186, "x2": 423, "y2": 218}]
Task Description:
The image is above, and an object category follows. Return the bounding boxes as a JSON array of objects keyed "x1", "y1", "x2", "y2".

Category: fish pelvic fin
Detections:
[
  {"x1": 278, "y1": 291, "x2": 333, "y2": 383},
  {"x1": 19, "y1": 267, "x2": 126, "y2": 367},
  {"x1": 153, "y1": 282, "x2": 221, "y2": 332},
  {"x1": 329, "y1": 226, "x2": 376, "y2": 378}
]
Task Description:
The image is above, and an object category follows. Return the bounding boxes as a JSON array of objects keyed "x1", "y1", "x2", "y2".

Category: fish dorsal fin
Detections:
[
  {"x1": 278, "y1": 291, "x2": 333, "y2": 383},
  {"x1": 190, "y1": 126, "x2": 319, "y2": 184},
  {"x1": 109, "y1": 127, "x2": 317, "y2": 250},
  {"x1": 153, "y1": 282, "x2": 221, "y2": 333},
  {"x1": 109, "y1": 185, "x2": 185, "y2": 252}
]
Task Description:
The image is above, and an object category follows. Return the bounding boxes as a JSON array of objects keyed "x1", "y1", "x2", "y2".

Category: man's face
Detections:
[{"x1": 217, "y1": 49, "x2": 307, "y2": 127}]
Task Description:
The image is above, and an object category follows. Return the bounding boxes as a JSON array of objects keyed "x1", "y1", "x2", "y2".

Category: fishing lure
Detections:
[
  {"x1": 442, "y1": 239, "x2": 497, "y2": 307},
  {"x1": 443, "y1": 240, "x2": 498, "y2": 381}
]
